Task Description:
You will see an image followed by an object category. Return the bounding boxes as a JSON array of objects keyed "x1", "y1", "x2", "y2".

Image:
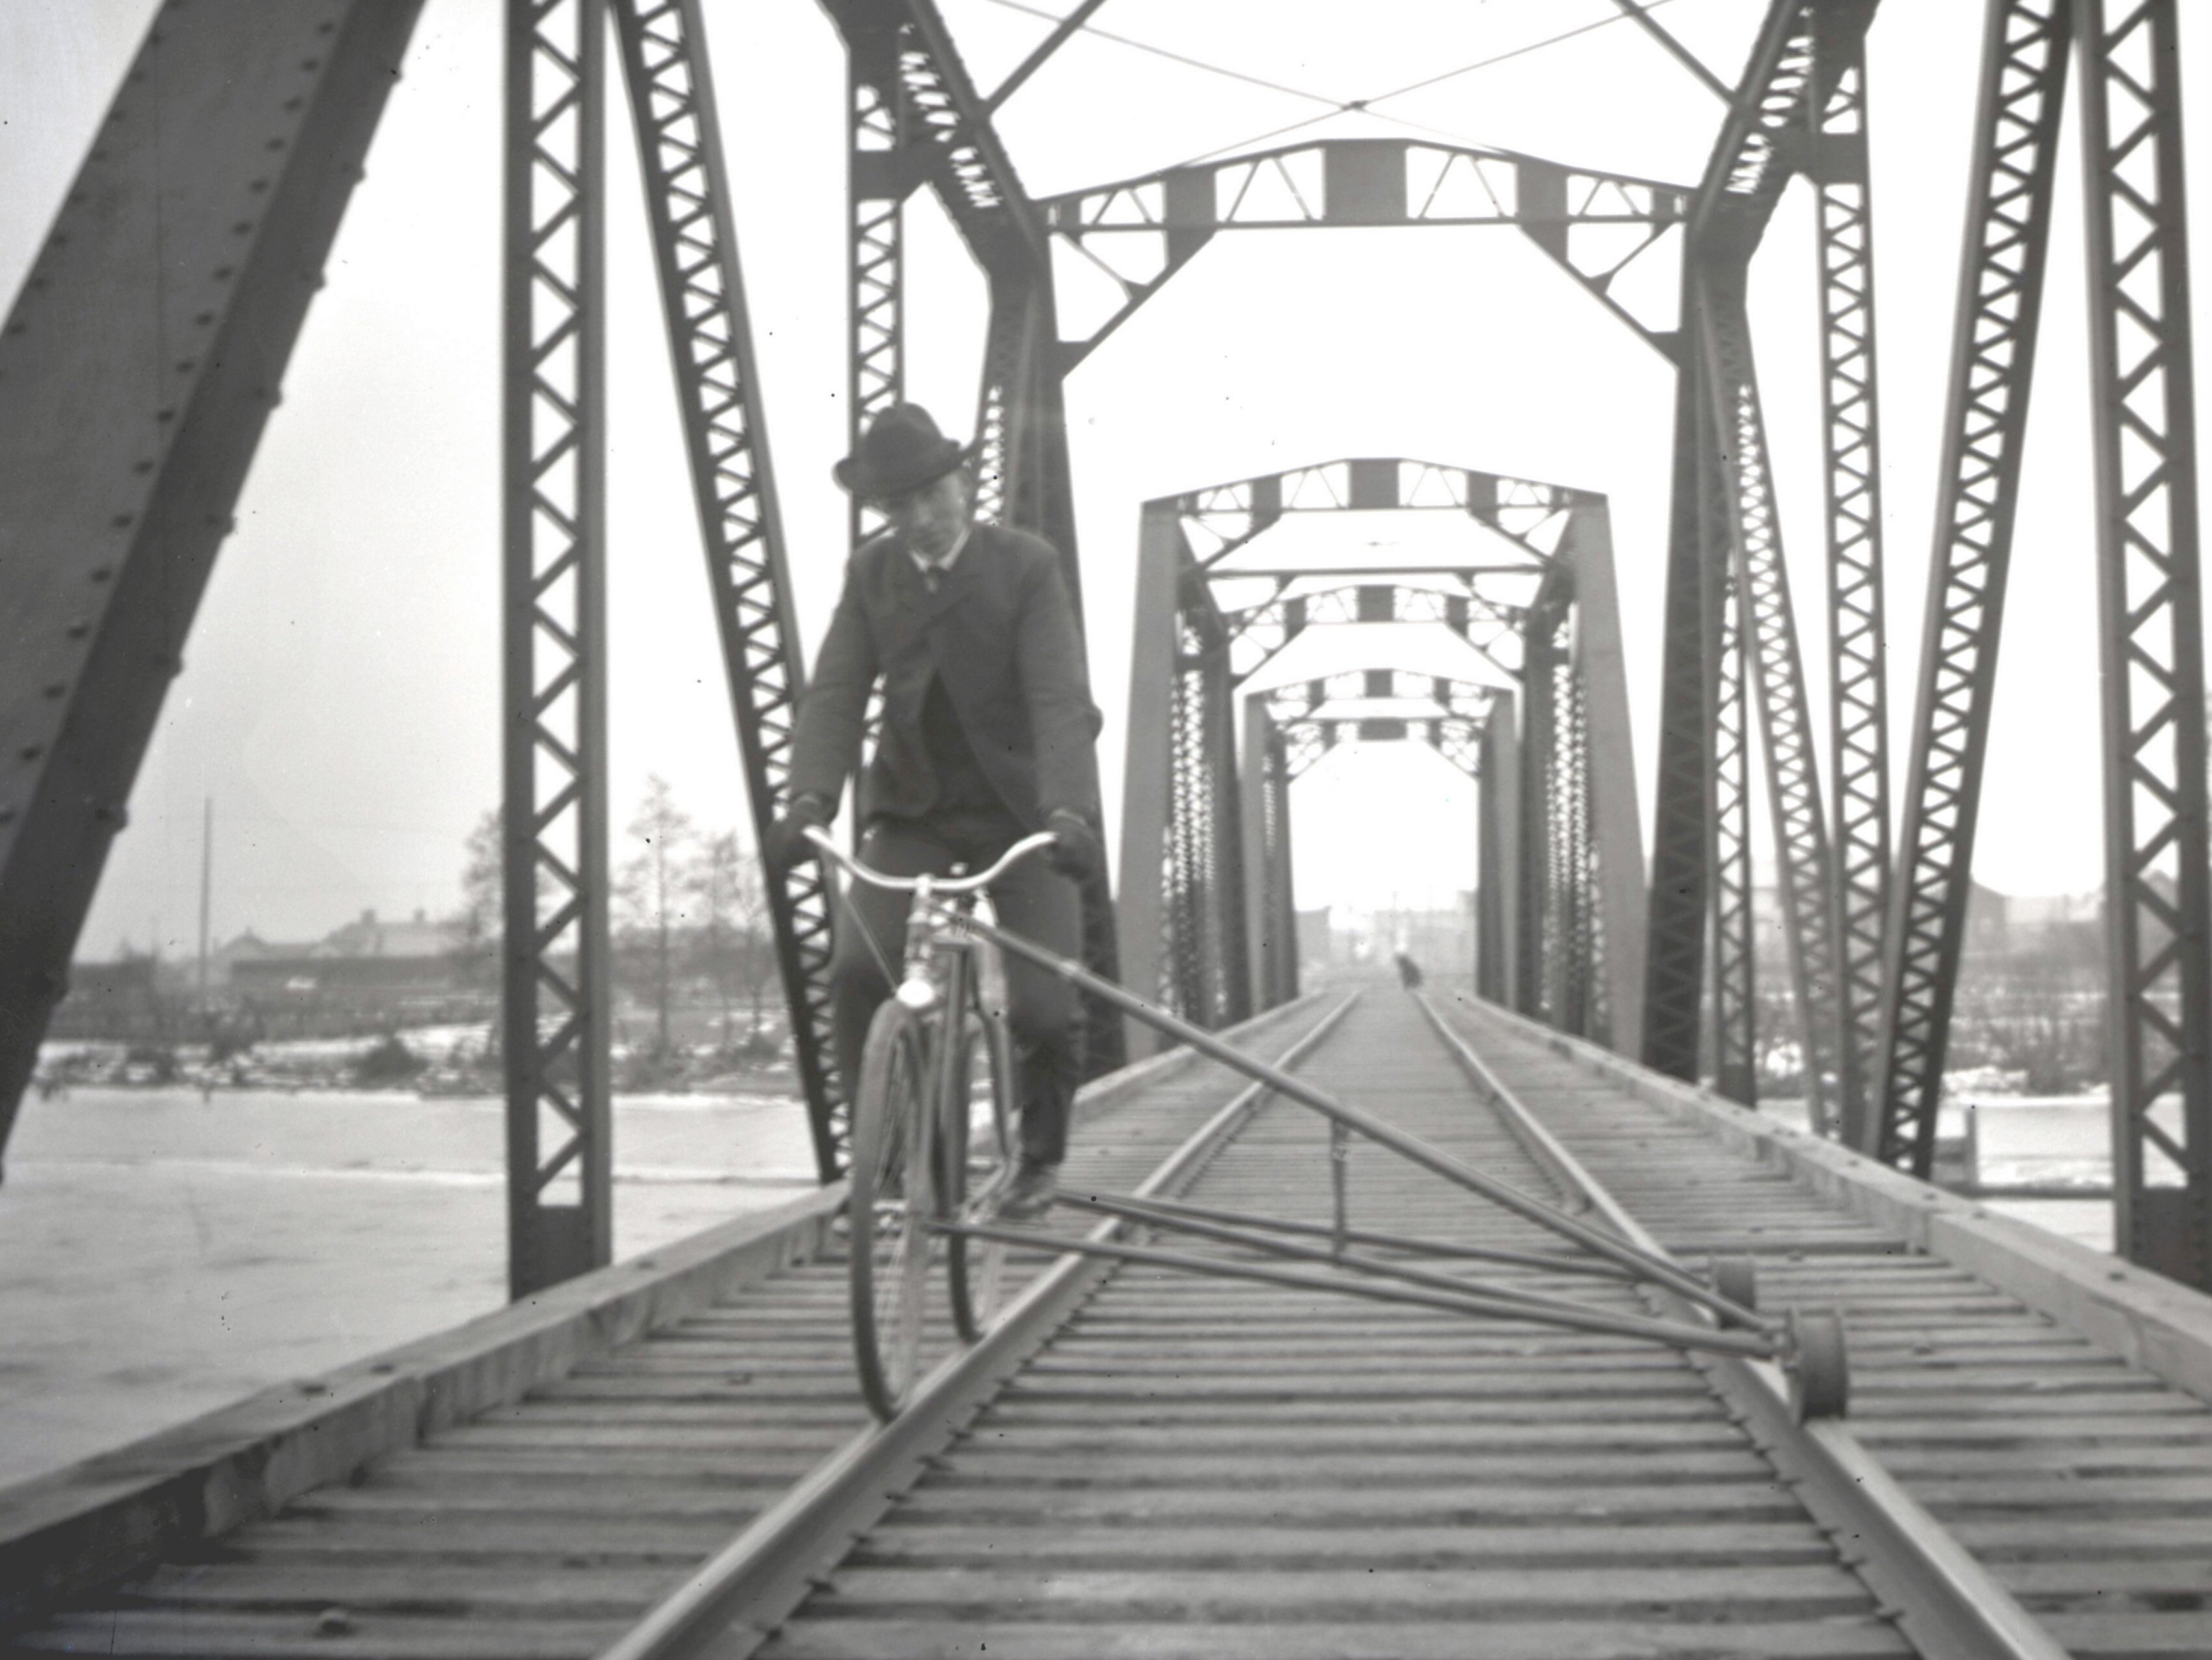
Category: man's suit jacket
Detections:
[{"x1": 789, "y1": 522, "x2": 1102, "y2": 831}]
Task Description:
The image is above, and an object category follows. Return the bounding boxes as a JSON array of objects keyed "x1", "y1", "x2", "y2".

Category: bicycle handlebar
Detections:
[{"x1": 802, "y1": 824, "x2": 1059, "y2": 895}]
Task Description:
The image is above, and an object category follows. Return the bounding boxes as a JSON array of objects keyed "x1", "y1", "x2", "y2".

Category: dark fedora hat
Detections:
[{"x1": 833, "y1": 403, "x2": 972, "y2": 500}]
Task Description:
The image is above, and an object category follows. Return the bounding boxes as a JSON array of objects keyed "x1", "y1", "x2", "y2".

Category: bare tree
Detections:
[
  {"x1": 620, "y1": 775, "x2": 695, "y2": 1062},
  {"x1": 688, "y1": 830, "x2": 779, "y2": 1054}
]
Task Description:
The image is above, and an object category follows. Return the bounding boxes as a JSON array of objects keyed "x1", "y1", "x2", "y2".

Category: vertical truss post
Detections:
[
  {"x1": 1809, "y1": 5, "x2": 1893, "y2": 1147},
  {"x1": 1697, "y1": 271, "x2": 1845, "y2": 1133},
  {"x1": 2075, "y1": 0, "x2": 2212, "y2": 1285},
  {"x1": 504, "y1": 0, "x2": 612, "y2": 1296},
  {"x1": 1552, "y1": 652, "x2": 1596, "y2": 1038},
  {"x1": 1641, "y1": 337, "x2": 1718, "y2": 1079},
  {"x1": 1873, "y1": 0, "x2": 2070, "y2": 1168},
  {"x1": 1563, "y1": 498, "x2": 1647, "y2": 1055},
  {"x1": 609, "y1": 0, "x2": 844, "y2": 1181},
  {"x1": 1708, "y1": 373, "x2": 1759, "y2": 1107},
  {"x1": 1114, "y1": 503, "x2": 1180, "y2": 1056},
  {"x1": 1479, "y1": 689, "x2": 1520, "y2": 1006},
  {"x1": 846, "y1": 23, "x2": 904, "y2": 549},
  {"x1": 1265, "y1": 723, "x2": 1299, "y2": 1006},
  {"x1": 1186, "y1": 593, "x2": 1252, "y2": 1029},
  {"x1": 1240, "y1": 695, "x2": 1282, "y2": 1011},
  {"x1": 0, "y1": 0, "x2": 425, "y2": 1159},
  {"x1": 1518, "y1": 604, "x2": 1560, "y2": 1021}
]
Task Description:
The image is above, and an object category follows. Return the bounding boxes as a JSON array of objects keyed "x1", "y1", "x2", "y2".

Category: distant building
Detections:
[{"x1": 230, "y1": 909, "x2": 466, "y2": 1002}]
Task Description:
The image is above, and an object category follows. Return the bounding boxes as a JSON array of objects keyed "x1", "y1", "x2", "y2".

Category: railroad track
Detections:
[{"x1": 8, "y1": 986, "x2": 2212, "y2": 1657}]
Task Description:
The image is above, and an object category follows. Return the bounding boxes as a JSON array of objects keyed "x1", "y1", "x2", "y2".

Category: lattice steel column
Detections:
[
  {"x1": 1710, "y1": 426, "x2": 1758, "y2": 1108},
  {"x1": 1874, "y1": 0, "x2": 2070, "y2": 1170},
  {"x1": 1552, "y1": 653, "x2": 1596, "y2": 1038},
  {"x1": 610, "y1": 0, "x2": 844, "y2": 1180},
  {"x1": 1518, "y1": 611, "x2": 1559, "y2": 1019},
  {"x1": 1265, "y1": 723, "x2": 1299, "y2": 1006},
  {"x1": 1479, "y1": 689, "x2": 1519, "y2": 1006},
  {"x1": 1699, "y1": 273, "x2": 1844, "y2": 1134},
  {"x1": 503, "y1": 0, "x2": 612, "y2": 1296},
  {"x1": 1641, "y1": 343, "x2": 1718, "y2": 1079},
  {"x1": 2075, "y1": 0, "x2": 2212, "y2": 1285},
  {"x1": 1164, "y1": 620, "x2": 1217, "y2": 1026},
  {"x1": 847, "y1": 31, "x2": 903, "y2": 548},
  {"x1": 1809, "y1": 8, "x2": 1891, "y2": 1147}
]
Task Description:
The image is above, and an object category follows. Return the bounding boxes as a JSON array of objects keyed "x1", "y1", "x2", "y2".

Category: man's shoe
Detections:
[{"x1": 999, "y1": 1161, "x2": 1059, "y2": 1221}]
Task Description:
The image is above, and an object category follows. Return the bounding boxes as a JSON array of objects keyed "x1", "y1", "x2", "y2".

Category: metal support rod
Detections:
[
  {"x1": 1810, "y1": 7, "x2": 1893, "y2": 1149},
  {"x1": 1610, "y1": 0, "x2": 1733, "y2": 100},
  {"x1": 503, "y1": 0, "x2": 613, "y2": 1295},
  {"x1": 962, "y1": 909, "x2": 1764, "y2": 1320},
  {"x1": 608, "y1": 0, "x2": 844, "y2": 1180},
  {"x1": 951, "y1": 1220, "x2": 1776, "y2": 1359},
  {"x1": 984, "y1": 0, "x2": 1111, "y2": 111},
  {"x1": 1057, "y1": 1187, "x2": 1762, "y2": 1333},
  {"x1": 2073, "y1": 0, "x2": 2212, "y2": 1285},
  {"x1": 1872, "y1": 0, "x2": 2070, "y2": 1169},
  {"x1": 1058, "y1": 1187, "x2": 1639, "y2": 1280}
]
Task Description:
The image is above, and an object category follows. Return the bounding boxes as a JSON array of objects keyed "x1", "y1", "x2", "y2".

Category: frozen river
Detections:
[
  {"x1": 0, "y1": 1082, "x2": 819, "y2": 1489},
  {"x1": 0, "y1": 1076, "x2": 2123, "y2": 1493}
]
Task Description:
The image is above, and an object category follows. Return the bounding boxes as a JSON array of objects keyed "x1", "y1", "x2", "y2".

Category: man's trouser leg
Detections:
[{"x1": 985, "y1": 847, "x2": 1083, "y2": 1168}]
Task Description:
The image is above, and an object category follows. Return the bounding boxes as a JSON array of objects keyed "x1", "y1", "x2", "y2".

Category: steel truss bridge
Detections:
[{"x1": 1, "y1": 3, "x2": 2210, "y2": 1300}]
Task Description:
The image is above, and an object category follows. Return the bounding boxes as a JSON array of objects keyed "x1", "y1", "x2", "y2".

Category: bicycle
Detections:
[{"x1": 804, "y1": 824, "x2": 1059, "y2": 1420}]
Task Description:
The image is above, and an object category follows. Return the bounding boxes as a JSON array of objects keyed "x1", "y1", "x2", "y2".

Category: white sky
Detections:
[{"x1": 2, "y1": 0, "x2": 2204, "y2": 955}]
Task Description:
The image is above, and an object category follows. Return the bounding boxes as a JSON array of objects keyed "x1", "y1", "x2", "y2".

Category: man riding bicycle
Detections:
[{"x1": 767, "y1": 404, "x2": 1105, "y2": 1220}]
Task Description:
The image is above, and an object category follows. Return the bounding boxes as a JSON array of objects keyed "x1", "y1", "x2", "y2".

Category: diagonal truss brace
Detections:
[
  {"x1": 610, "y1": 0, "x2": 845, "y2": 1181},
  {"x1": 1872, "y1": 0, "x2": 2070, "y2": 1171}
]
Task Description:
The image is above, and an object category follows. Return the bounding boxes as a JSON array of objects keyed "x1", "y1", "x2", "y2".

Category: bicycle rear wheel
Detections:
[
  {"x1": 848, "y1": 999, "x2": 936, "y2": 1420},
  {"x1": 944, "y1": 1002, "x2": 1016, "y2": 1342}
]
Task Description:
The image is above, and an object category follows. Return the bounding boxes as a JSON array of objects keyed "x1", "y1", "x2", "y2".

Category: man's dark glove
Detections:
[
  {"x1": 765, "y1": 794, "x2": 835, "y2": 876},
  {"x1": 1044, "y1": 809, "x2": 1103, "y2": 882}
]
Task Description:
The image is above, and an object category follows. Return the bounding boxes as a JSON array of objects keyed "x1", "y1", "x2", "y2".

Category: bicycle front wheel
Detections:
[
  {"x1": 945, "y1": 1003, "x2": 1016, "y2": 1342},
  {"x1": 848, "y1": 998, "x2": 936, "y2": 1420}
]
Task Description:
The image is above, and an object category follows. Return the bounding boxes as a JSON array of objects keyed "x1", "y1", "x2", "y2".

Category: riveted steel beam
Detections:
[{"x1": 0, "y1": 0, "x2": 427, "y2": 1170}]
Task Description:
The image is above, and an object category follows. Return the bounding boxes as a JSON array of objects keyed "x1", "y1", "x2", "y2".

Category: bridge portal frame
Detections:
[{"x1": 1119, "y1": 461, "x2": 1643, "y2": 1055}]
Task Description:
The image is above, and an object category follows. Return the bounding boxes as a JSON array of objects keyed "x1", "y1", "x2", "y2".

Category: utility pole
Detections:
[{"x1": 197, "y1": 798, "x2": 213, "y2": 1019}]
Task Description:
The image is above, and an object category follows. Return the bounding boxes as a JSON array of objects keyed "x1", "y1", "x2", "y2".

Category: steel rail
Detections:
[
  {"x1": 596, "y1": 991, "x2": 1360, "y2": 1660},
  {"x1": 1418, "y1": 997, "x2": 2071, "y2": 1660}
]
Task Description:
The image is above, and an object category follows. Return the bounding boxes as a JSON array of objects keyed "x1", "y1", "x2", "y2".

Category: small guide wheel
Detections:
[
  {"x1": 1786, "y1": 1307, "x2": 1850, "y2": 1422},
  {"x1": 1707, "y1": 1254, "x2": 1758, "y2": 1328}
]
